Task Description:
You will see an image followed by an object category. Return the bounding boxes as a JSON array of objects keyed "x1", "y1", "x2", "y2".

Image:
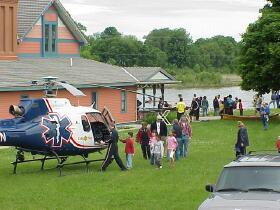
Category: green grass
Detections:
[{"x1": 0, "y1": 120, "x2": 279, "y2": 210}]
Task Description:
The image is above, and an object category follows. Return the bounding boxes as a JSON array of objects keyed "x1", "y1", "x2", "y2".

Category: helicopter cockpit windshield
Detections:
[{"x1": 86, "y1": 113, "x2": 110, "y2": 143}]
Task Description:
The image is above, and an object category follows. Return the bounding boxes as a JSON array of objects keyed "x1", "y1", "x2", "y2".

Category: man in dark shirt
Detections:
[
  {"x1": 100, "y1": 123, "x2": 127, "y2": 171},
  {"x1": 213, "y1": 96, "x2": 219, "y2": 116},
  {"x1": 235, "y1": 121, "x2": 249, "y2": 158},
  {"x1": 172, "y1": 119, "x2": 182, "y2": 160},
  {"x1": 151, "y1": 115, "x2": 168, "y2": 156}
]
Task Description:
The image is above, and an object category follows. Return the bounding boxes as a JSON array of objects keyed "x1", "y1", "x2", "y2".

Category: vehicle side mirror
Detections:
[{"x1": 205, "y1": 184, "x2": 214, "y2": 192}]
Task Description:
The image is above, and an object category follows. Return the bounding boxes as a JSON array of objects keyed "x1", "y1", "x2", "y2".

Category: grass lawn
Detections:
[{"x1": 0, "y1": 119, "x2": 279, "y2": 210}]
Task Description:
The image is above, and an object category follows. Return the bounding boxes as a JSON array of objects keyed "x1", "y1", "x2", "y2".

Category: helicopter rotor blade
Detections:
[{"x1": 56, "y1": 82, "x2": 86, "y2": 97}]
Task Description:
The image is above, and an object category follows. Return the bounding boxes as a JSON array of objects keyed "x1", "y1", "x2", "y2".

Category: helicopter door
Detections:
[
  {"x1": 101, "y1": 106, "x2": 115, "y2": 127},
  {"x1": 80, "y1": 115, "x2": 95, "y2": 146}
]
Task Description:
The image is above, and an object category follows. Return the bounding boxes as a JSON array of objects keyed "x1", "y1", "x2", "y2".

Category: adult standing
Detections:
[
  {"x1": 256, "y1": 94, "x2": 262, "y2": 114},
  {"x1": 100, "y1": 123, "x2": 127, "y2": 172},
  {"x1": 179, "y1": 116, "x2": 192, "y2": 158},
  {"x1": 276, "y1": 91, "x2": 280, "y2": 108},
  {"x1": 151, "y1": 115, "x2": 168, "y2": 157},
  {"x1": 235, "y1": 121, "x2": 249, "y2": 158},
  {"x1": 136, "y1": 122, "x2": 152, "y2": 159},
  {"x1": 172, "y1": 119, "x2": 182, "y2": 161},
  {"x1": 213, "y1": 96, "x2": 219, "y2": 116},
  {"x1": 260, "y1": 102, "x2": 270, "y2": 130},
  {"x1": 270, "y1": 91, "x2": 277, "y2": 109},
  {"x1": 176, "y1": 97, "x2": 186, "y2": 121},
  {"x1": 201, "y1": 96, "x2": 209, "y2": 117},
  {"x1": 227, "y1": 95, "x2": 234, "y2": 115},
  {"x1": 190, "y1": 97, "x2": 199, "y2": 121}
]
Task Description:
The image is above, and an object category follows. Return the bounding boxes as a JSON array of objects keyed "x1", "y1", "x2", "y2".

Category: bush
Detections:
[
  {"x1": 142, "y1": 111, "x2": 177, "y2": 125},
  {"x1": 142, "y1": 112, "x2": 157, "y2": 124}
]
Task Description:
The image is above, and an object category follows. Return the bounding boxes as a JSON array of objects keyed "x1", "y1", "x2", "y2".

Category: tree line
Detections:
[
  {"x1": 78, "y1": 0, "x2": 280, "y2": 93},
  {"x1": 80, "y1": 27, "x2": 240, "y2": 74}
]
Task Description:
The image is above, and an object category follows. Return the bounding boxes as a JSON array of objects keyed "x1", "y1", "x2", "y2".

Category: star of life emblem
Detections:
[{"x1": 41, "y1": 113, "x2": 72, "y2": 147}]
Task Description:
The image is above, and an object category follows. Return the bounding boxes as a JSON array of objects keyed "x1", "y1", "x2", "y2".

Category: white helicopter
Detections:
[{"x1": 0, "y1": 76, "x2": 114, "y2": 175}]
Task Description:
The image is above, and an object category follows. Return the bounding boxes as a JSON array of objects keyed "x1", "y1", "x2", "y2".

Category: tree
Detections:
[
  {"x1": 88, "y1": 27, "x2": 168, "y2": 67},
  {"x1": 145, "y1": 28, "x2": 193, "y2": 68},
  {"x1": 100, "y1": 26, "x2": 121, "y2": 38},
  {"x1": 240, "y1": 0, "x2": 280, "y2": 93},
  {"x1": 194, "y1": 36, "x2": 239, "y2": 71}
]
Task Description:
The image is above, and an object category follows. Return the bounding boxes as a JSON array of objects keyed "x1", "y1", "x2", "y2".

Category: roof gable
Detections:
[
  {"x1": 17, "y1": 0, "x2": 87, "y2": 44},
  {"x1": 18, "y1": 0, "x2": 50, "y2": 39},
  {"x1": 124, "y1": 67, "x2": 178, "y2": 84},
  {"x1": 150, "y1": 72, "x2": 171, "y2": 81}
]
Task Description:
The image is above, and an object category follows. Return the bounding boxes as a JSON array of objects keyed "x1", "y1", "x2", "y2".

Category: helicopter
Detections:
[{"x1": 0, "y1": 76, "x2": 115, "y2": 175}]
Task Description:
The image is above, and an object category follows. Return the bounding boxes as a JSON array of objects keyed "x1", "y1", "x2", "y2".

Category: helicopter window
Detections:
[
  {"x1": 86, "y1": 113, "x2": 110, "y2": 142},
  {"x1": 81, "y1": 115, "x2": 91, "y2": 132}
]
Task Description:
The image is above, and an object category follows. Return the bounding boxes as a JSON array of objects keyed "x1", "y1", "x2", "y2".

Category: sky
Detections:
[{"x1": 60, "y1": 0, "x2": 267, "y2": 41}]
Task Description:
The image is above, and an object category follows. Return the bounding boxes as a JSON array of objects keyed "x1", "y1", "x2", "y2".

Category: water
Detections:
[{"x1": 138, "y1": 86, "x2": 271, "y2": 109}]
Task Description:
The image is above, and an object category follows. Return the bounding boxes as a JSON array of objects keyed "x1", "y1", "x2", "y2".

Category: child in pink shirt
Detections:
[{"x1": 167, "y1": 131, "x2": 178, "y2": 166}]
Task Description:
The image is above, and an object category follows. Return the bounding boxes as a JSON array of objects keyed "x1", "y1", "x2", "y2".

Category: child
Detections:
[
  {"x1": 136, "y1": 122, "x2": 151, "y2": 160},
  {"x1": 149, "y1": 130, "x2": 157, "y2": 165},
  {"x1": 120, "y1": 132, "x2": 135, "y2": 169},
  {"x1": 238, "y1": 99, "x2": 243, "y2": 116},
  {"x1": 152, "y1": 134, "x2": 164, "y2": 169},
  {"x1": 276, "y1": 136, "x2": 280, "y2": 153},
  {"x1": 167, "y1": 131, "x2": 178, "y2": 166}
]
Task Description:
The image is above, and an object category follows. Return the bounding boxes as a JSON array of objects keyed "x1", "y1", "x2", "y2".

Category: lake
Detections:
[{"x1": 139, "y1": 86, "x2": 271, "y2": 109}]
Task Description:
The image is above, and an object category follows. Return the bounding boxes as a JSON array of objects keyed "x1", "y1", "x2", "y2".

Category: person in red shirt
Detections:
[
  {"x1": 121, "y1": 132, "x2": 135, "y2": 169},
  {"x1": 275, "y1": 136, "x2": 280, "y2": 153},
  {"x1": 238, "y1": 99, "x2": 244, "y2": 116},
  {"x1": 136, "y1": 122, "x2": 151, "y2": 160}
]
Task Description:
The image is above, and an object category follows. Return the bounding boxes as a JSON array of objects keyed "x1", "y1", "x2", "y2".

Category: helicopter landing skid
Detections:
[{"x1": 11, "y1": 150, "x2": 105, "y2": 176}]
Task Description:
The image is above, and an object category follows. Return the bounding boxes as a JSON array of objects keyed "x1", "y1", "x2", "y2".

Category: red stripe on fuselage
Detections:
[{"x1": 44, "y1": 99, "x2": 53, "y2": 113}]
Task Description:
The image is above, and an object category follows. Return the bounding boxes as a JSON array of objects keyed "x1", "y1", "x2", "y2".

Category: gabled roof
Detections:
[
  {"x1": 0, "y1": 59, "x2": 179, "y2": 91},
  {"x1": 17, "y1": 0, "x2": 87, "y2": 44},
  {"x1": 124, "y1": 67, "x2": 178, "y2": 84},
  {"x1": 0, "y1": 58, "x2": 136, "y2": 90}
]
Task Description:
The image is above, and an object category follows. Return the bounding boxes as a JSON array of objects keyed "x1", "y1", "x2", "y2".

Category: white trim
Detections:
[{"x1": 121, "y1": 68, "x2": 139, "y2": 82}]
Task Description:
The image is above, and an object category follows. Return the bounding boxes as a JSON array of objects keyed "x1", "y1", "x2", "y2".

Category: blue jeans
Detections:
[
  {"x1": 175, "y1": 137, "x2": 181, "y2": 161},
  {"x1": 180, "y1": 135, "x2": 189, "y2": 157},
  {"x1": 202, "y1": 108, "x2": 208, "y2": 116},
  {"x1": 261, "y1": 115, "x2": 268, "y2": 130},
  {"x1": 150, "y1": 153, "x2": 155, "y2": 165},
  {"x1": 126, "y1": 154, "x2": 133, "y2": 169}
]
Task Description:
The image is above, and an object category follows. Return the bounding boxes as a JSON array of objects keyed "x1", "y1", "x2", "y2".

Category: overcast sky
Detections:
[{"x1": 60, "y1": 0, "x2": 267, "y2": 41}]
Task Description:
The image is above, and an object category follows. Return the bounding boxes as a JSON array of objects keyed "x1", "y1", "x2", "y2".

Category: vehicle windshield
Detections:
[{"x1": 215, "y1": 166, "x2": 280, "y2": 192}]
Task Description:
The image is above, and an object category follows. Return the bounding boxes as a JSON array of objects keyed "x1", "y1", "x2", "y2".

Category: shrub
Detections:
[{"x1": 142, "y1": 112, "x2": 157, "y2": 124}]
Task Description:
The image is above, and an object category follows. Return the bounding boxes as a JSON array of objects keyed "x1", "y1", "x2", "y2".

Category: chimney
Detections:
[{"x1": 0, "y1": 0, "x2": 18, "y2": 60}]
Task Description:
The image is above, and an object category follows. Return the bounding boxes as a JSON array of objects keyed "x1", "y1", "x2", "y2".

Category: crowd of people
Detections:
[
  {"x1": 100, "y1": 111, "x2": 192, "y2": 171},
  {"x1": 134, "y1": 114, "x2": 192, "y2": 169},
  {"x1": 172, "y1": 94, "x2": 244, "y2": 122},
  {"x1": 100, "y1": 92, "x2": 279, "y2": 172}
]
